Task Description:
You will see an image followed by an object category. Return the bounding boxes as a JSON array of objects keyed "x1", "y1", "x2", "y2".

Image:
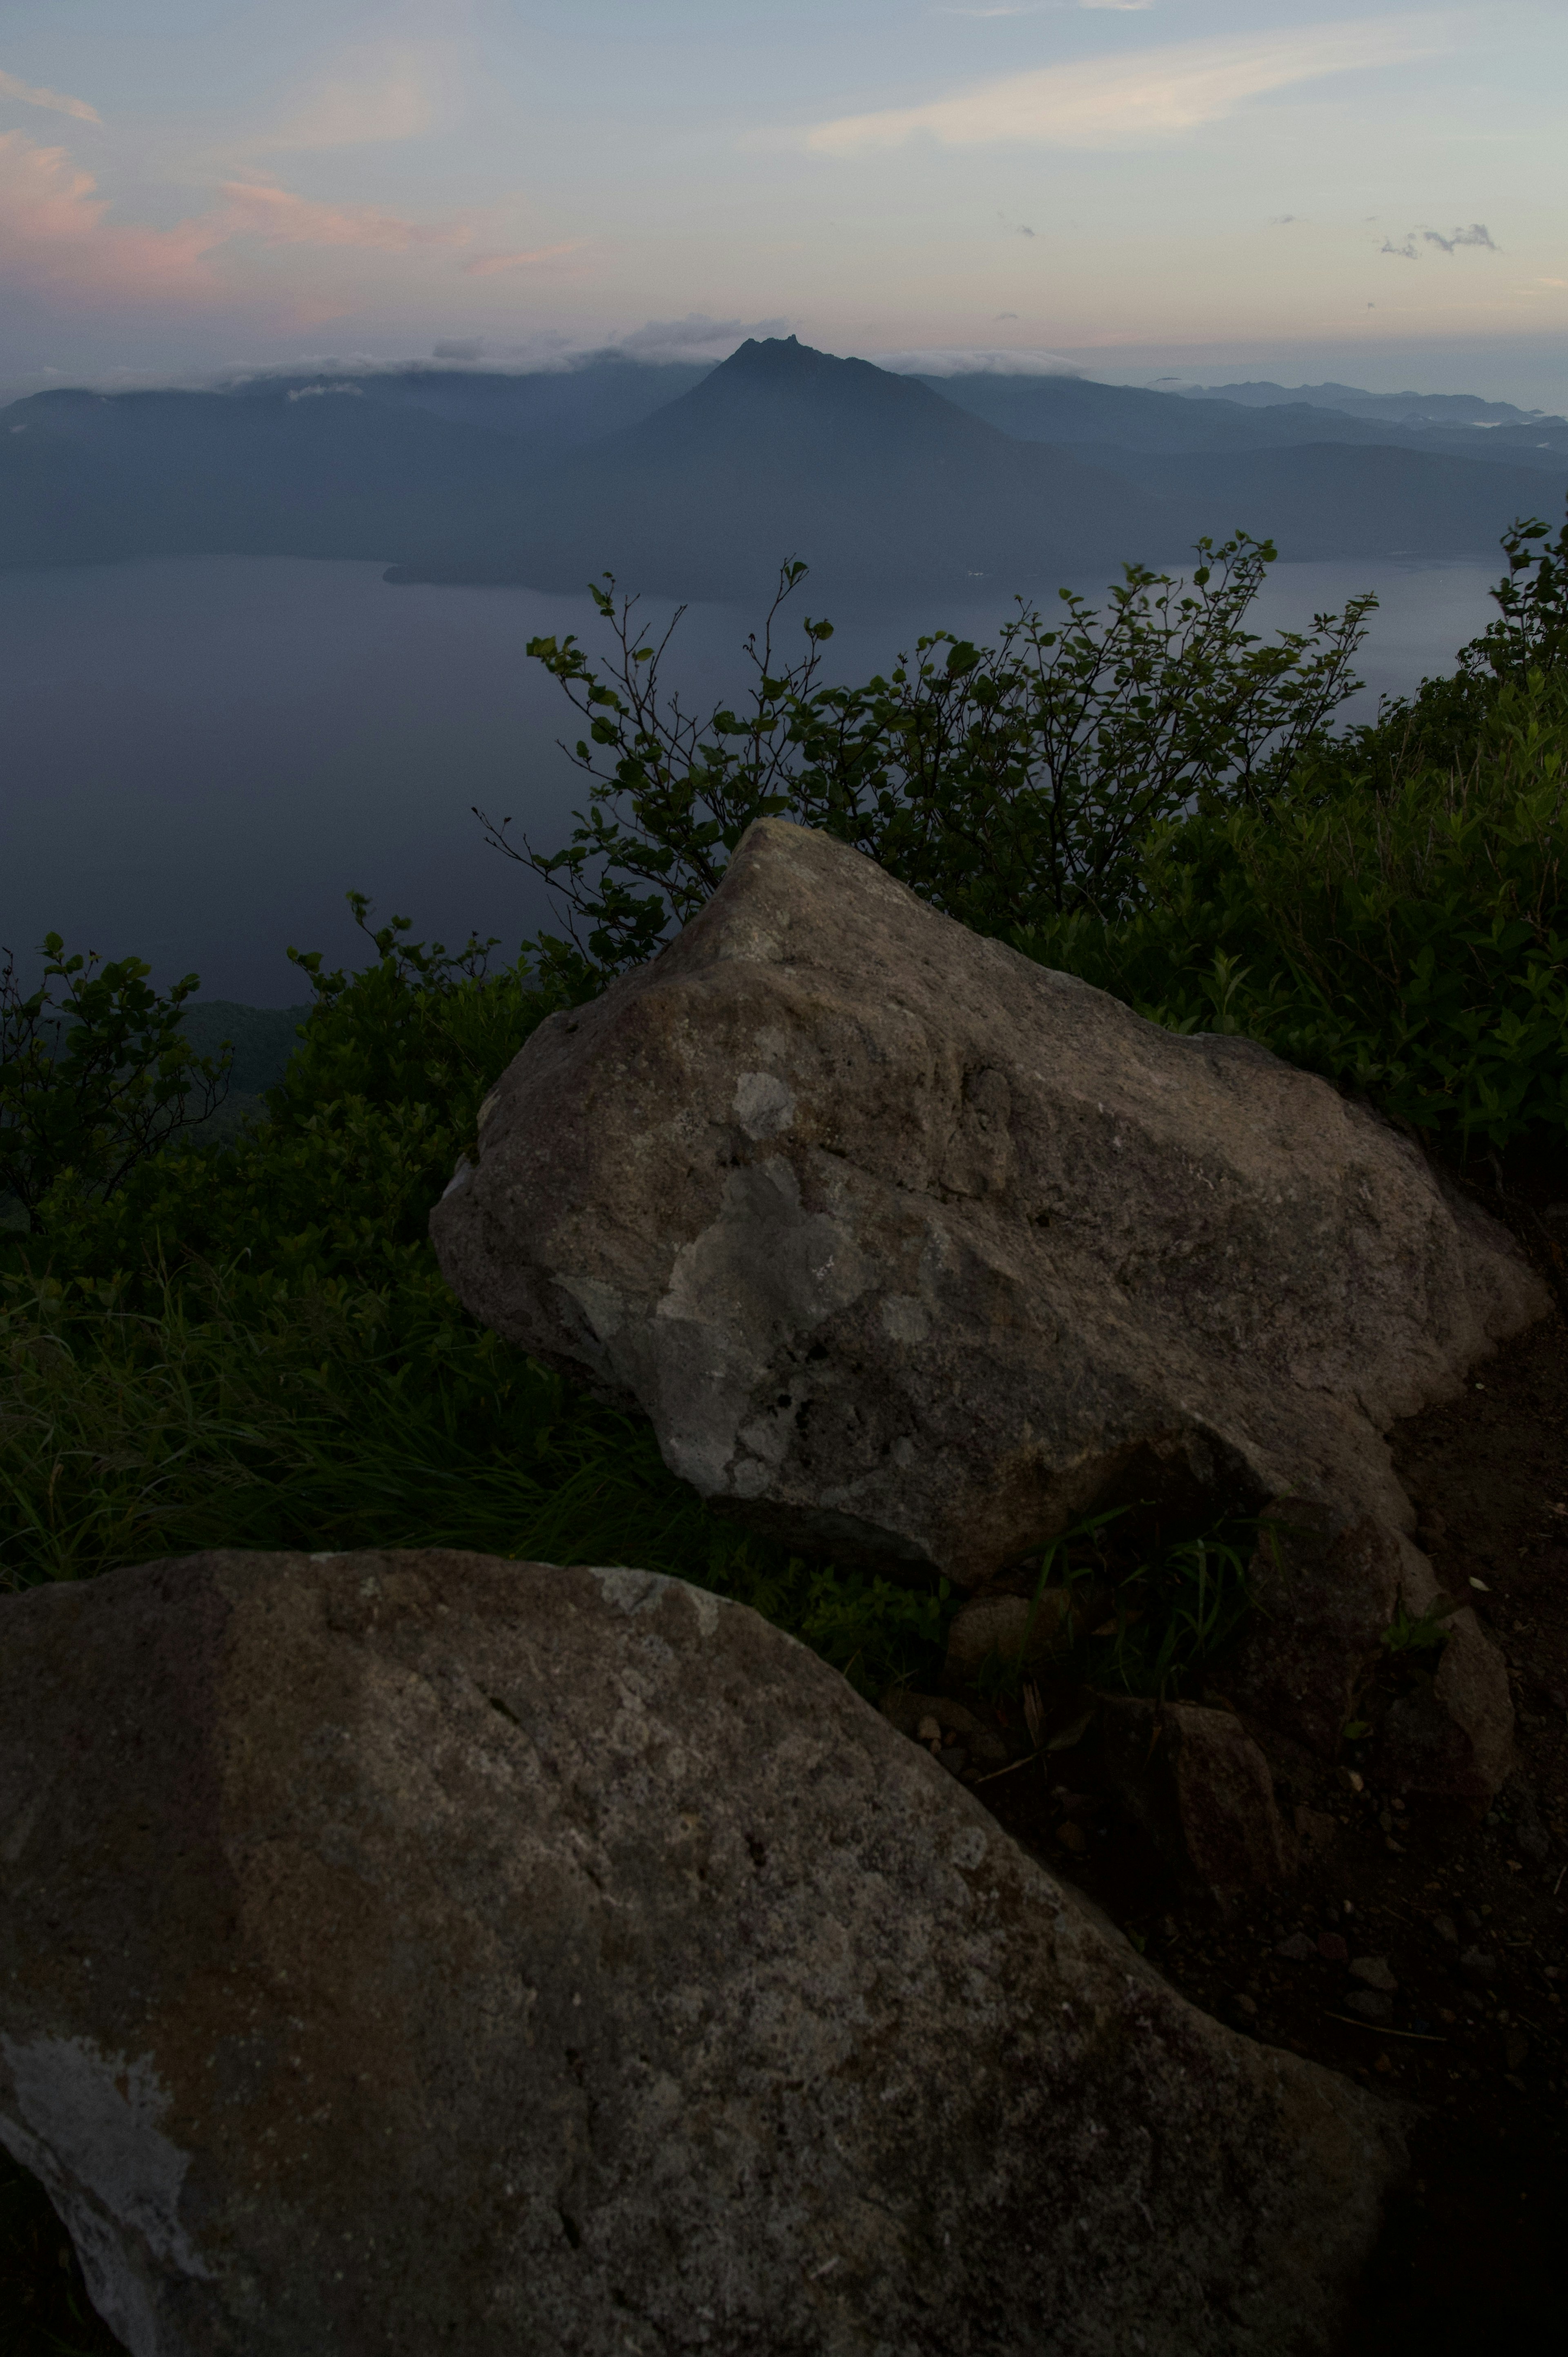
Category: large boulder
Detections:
[
  {"x1": 1, "y1": 1548, "x2": 1403, "y2": 2357},
  {"x1": 432, "y1": 818, "x2": 1547, "y2": 1586}
]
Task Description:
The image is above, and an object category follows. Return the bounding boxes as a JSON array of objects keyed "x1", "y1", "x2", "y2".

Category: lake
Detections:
[{"x1": 0, "y1": 551, "x2": 1505, "y2": 1004}]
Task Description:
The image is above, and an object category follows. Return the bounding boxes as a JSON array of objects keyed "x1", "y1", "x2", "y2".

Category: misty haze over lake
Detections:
[{"x1": 2, "y1": 551, "x2": 1505, "y2": 1005}]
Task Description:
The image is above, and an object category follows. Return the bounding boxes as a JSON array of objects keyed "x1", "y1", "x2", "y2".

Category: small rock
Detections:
[
  {"x1": 944, "y1": 1589, "x2": 1081, "y2": 1679},
  {"x1": 1319, "y1": 1933, "x2": 1350, "y2": 1963},
  {"x1": 1459, "y1": 1947, "x2": 1498, "y2": 1983},
  {"x1": 1057, "y1": 1821, "x2": 1087, "y2": 1853},
  {"x1": 1102, "y1": 1697, "x2": 1296, "y2": 1903},
  {"x1": 1433, "y1": 1913, "x2": 1459, "y2": 1944},
  {"x1": 880, "y1": 1689, "x2": 1009, "y2": 1766},
  {"x1": 1276, "y1": 1931, "x2": 1320, "y2": 1962},
  {"x1": 1505, "y1": 2031, "x2": 1530, "y2": 2073},
  {"x1": 1351, "y1": 1957, "x2": 1398, "y2": 1993},
  {"x1": 1235, "y1": 1994, "x2": 1258, "y2": 2018},
  {"x1": 1345, "y1": 1990, "x2": 1394, "y2": 2023},
  {"x1": 1374, "y1": 1558, "x2": 1517, "y2": 1808}
]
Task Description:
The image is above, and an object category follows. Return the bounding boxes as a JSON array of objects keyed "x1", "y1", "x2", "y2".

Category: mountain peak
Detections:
[{"x1": 684, "y1": 334, "x2": 983, "y2": 439}]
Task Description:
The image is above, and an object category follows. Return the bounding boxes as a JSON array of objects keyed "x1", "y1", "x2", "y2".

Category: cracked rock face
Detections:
[
  {"x1": 432, "y1": 818, "x2": 1548, "y2": 1585},
  {"x1": 0, "y1": 1548, "x2": 1404, "y2": 2357}
]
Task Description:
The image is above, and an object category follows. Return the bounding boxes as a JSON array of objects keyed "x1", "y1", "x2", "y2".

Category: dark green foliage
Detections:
[
  {"x1": 1087, "y1": 1527, "x2": 1256, "y2": 1699},
  {"x1": 0, "y1": 939, "x2": 230, "y2": 1228},
  {"x1": 501, "y1": 510, "x2": 1566, "y2": 1160},
  {"x1": 482, "y1": 534, "x2": 1373, "y2": 968},
  {"x1": 1, "y1": 901, "x2": 955, "y2": 1707},
  {"x1": 1383, "y1": 1597, "x2": 1461, "y2": 1655},
  {"x1": 973, "y1": 1510, "x2": 1257, "y2": 1705},
  {"x1": 1013, "y1": 665, "x2": 1567, "y2": 1153}
]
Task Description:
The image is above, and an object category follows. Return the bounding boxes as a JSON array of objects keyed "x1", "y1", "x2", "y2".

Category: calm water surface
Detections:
[{"x1": 0, "y1": 553, "x2": 1503, "y2": 1003}]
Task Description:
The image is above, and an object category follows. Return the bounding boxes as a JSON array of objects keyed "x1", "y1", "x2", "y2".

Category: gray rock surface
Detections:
[
  {"x1": 432, "y1": 818, "x2": 1548, "y2": 1586},
  {"x1": 0, "y1": 1547, "x2": 1405, "y2": 2357}
]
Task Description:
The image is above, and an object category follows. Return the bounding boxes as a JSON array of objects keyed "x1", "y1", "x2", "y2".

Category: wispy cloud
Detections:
[
  {"x1": 0, "y1": 66, "x2": 101, "y2": 125},
  {"x1": 876, "y1": 346, "x2": 1080, "y2": 375},
  {"x1": 220, "y1": 181, "x2": 467, "y2": 252},
  {"x1": 1381, "y1": 220, "x2": 1498, "y2": 259},
  {"x1": 805, "y1": 18, "x2": 1450, "y2": 154},
  {"x1": 463, "y1": 239, "x2": 587, "y2": 277},
  {"x1": 1424, "y1": 221, "x2": 1497, "y2": 252}
]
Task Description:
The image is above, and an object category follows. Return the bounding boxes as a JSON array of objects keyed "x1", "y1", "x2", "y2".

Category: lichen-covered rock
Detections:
[
  {"x1": 432, "y1": 818, "x2": 1548, "y2": 1586},
  {"x1": 0, "y1": 1548, "x2": 1404, "y2": 2357}
]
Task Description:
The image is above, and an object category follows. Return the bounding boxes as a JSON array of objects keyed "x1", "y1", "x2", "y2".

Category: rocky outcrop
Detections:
[
  {"x1": 0, "y1": 1547, "x2": 1404, "y2": 2357},
  {"x1": 432, "y1": 818, "x2": 1548, "y2": 1588}
]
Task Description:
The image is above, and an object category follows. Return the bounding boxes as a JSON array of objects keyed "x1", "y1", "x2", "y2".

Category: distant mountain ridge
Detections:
[
  {"x1": 1169, "y1": 379, "x2": 1557, "y2": 428},
  {"x1": 920, "y1": 372, "x2": 1568, "y2": 471},
  {"x1": 2, "y1": 338, "x2": 1563, "y2": 599}
]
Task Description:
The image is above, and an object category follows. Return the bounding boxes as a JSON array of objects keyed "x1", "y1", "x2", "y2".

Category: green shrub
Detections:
[
  {"x1": 1013, "y1": 666, "x2": 1568, "y2": 1155},
  {"x1": 0, "y1": 937, "x2": 230, "y2": 1227},
  {"x1": 487, "y1": 533, "x2": 1373, "y2": 968}
]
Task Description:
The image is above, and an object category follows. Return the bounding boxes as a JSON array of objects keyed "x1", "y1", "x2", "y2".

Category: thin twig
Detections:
[
  {"x1": 971, "y1": 1753, "x2": 1041, "y2": 1786},
  {"x1": 1321, "y1": 2012, "x2": 1449, "y2": 2043}
]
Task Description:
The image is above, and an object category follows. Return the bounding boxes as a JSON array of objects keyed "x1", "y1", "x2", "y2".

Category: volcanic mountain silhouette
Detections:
[
  {"x1": 390, "y1": 336, "x2": 1207, "y2": 596},
  {"x1": 3, "y1": 336, "x2": 1563, "y2": 596}
]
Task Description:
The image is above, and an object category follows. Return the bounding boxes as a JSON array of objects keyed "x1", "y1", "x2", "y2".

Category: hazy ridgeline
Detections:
[{"x1": 4, "y1": 338, "x2": 1567, "y2": 601}]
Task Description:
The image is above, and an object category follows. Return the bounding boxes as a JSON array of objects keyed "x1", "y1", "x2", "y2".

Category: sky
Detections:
[{"x1": 2, "y1": 1, "x2": 1566, "y2": 406}]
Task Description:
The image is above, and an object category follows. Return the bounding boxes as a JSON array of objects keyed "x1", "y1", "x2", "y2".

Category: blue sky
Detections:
[{"x1": 2, "y1": 2, "x2": 1565, "y2": 401}]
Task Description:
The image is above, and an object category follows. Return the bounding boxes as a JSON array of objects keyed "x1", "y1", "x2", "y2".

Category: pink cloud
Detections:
[
  {"x1": 218, "y1": 180, "x2": 470, "y2": 252},
  {"x1": 0, "y1": 67, "x2": 101, "y2": 123},
  {"x1": 0, "y1": 132, "x2": 223, "y2": 305},
  {"x1": 0, "y1": 132, "x2": 483, "y2": 313}
]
